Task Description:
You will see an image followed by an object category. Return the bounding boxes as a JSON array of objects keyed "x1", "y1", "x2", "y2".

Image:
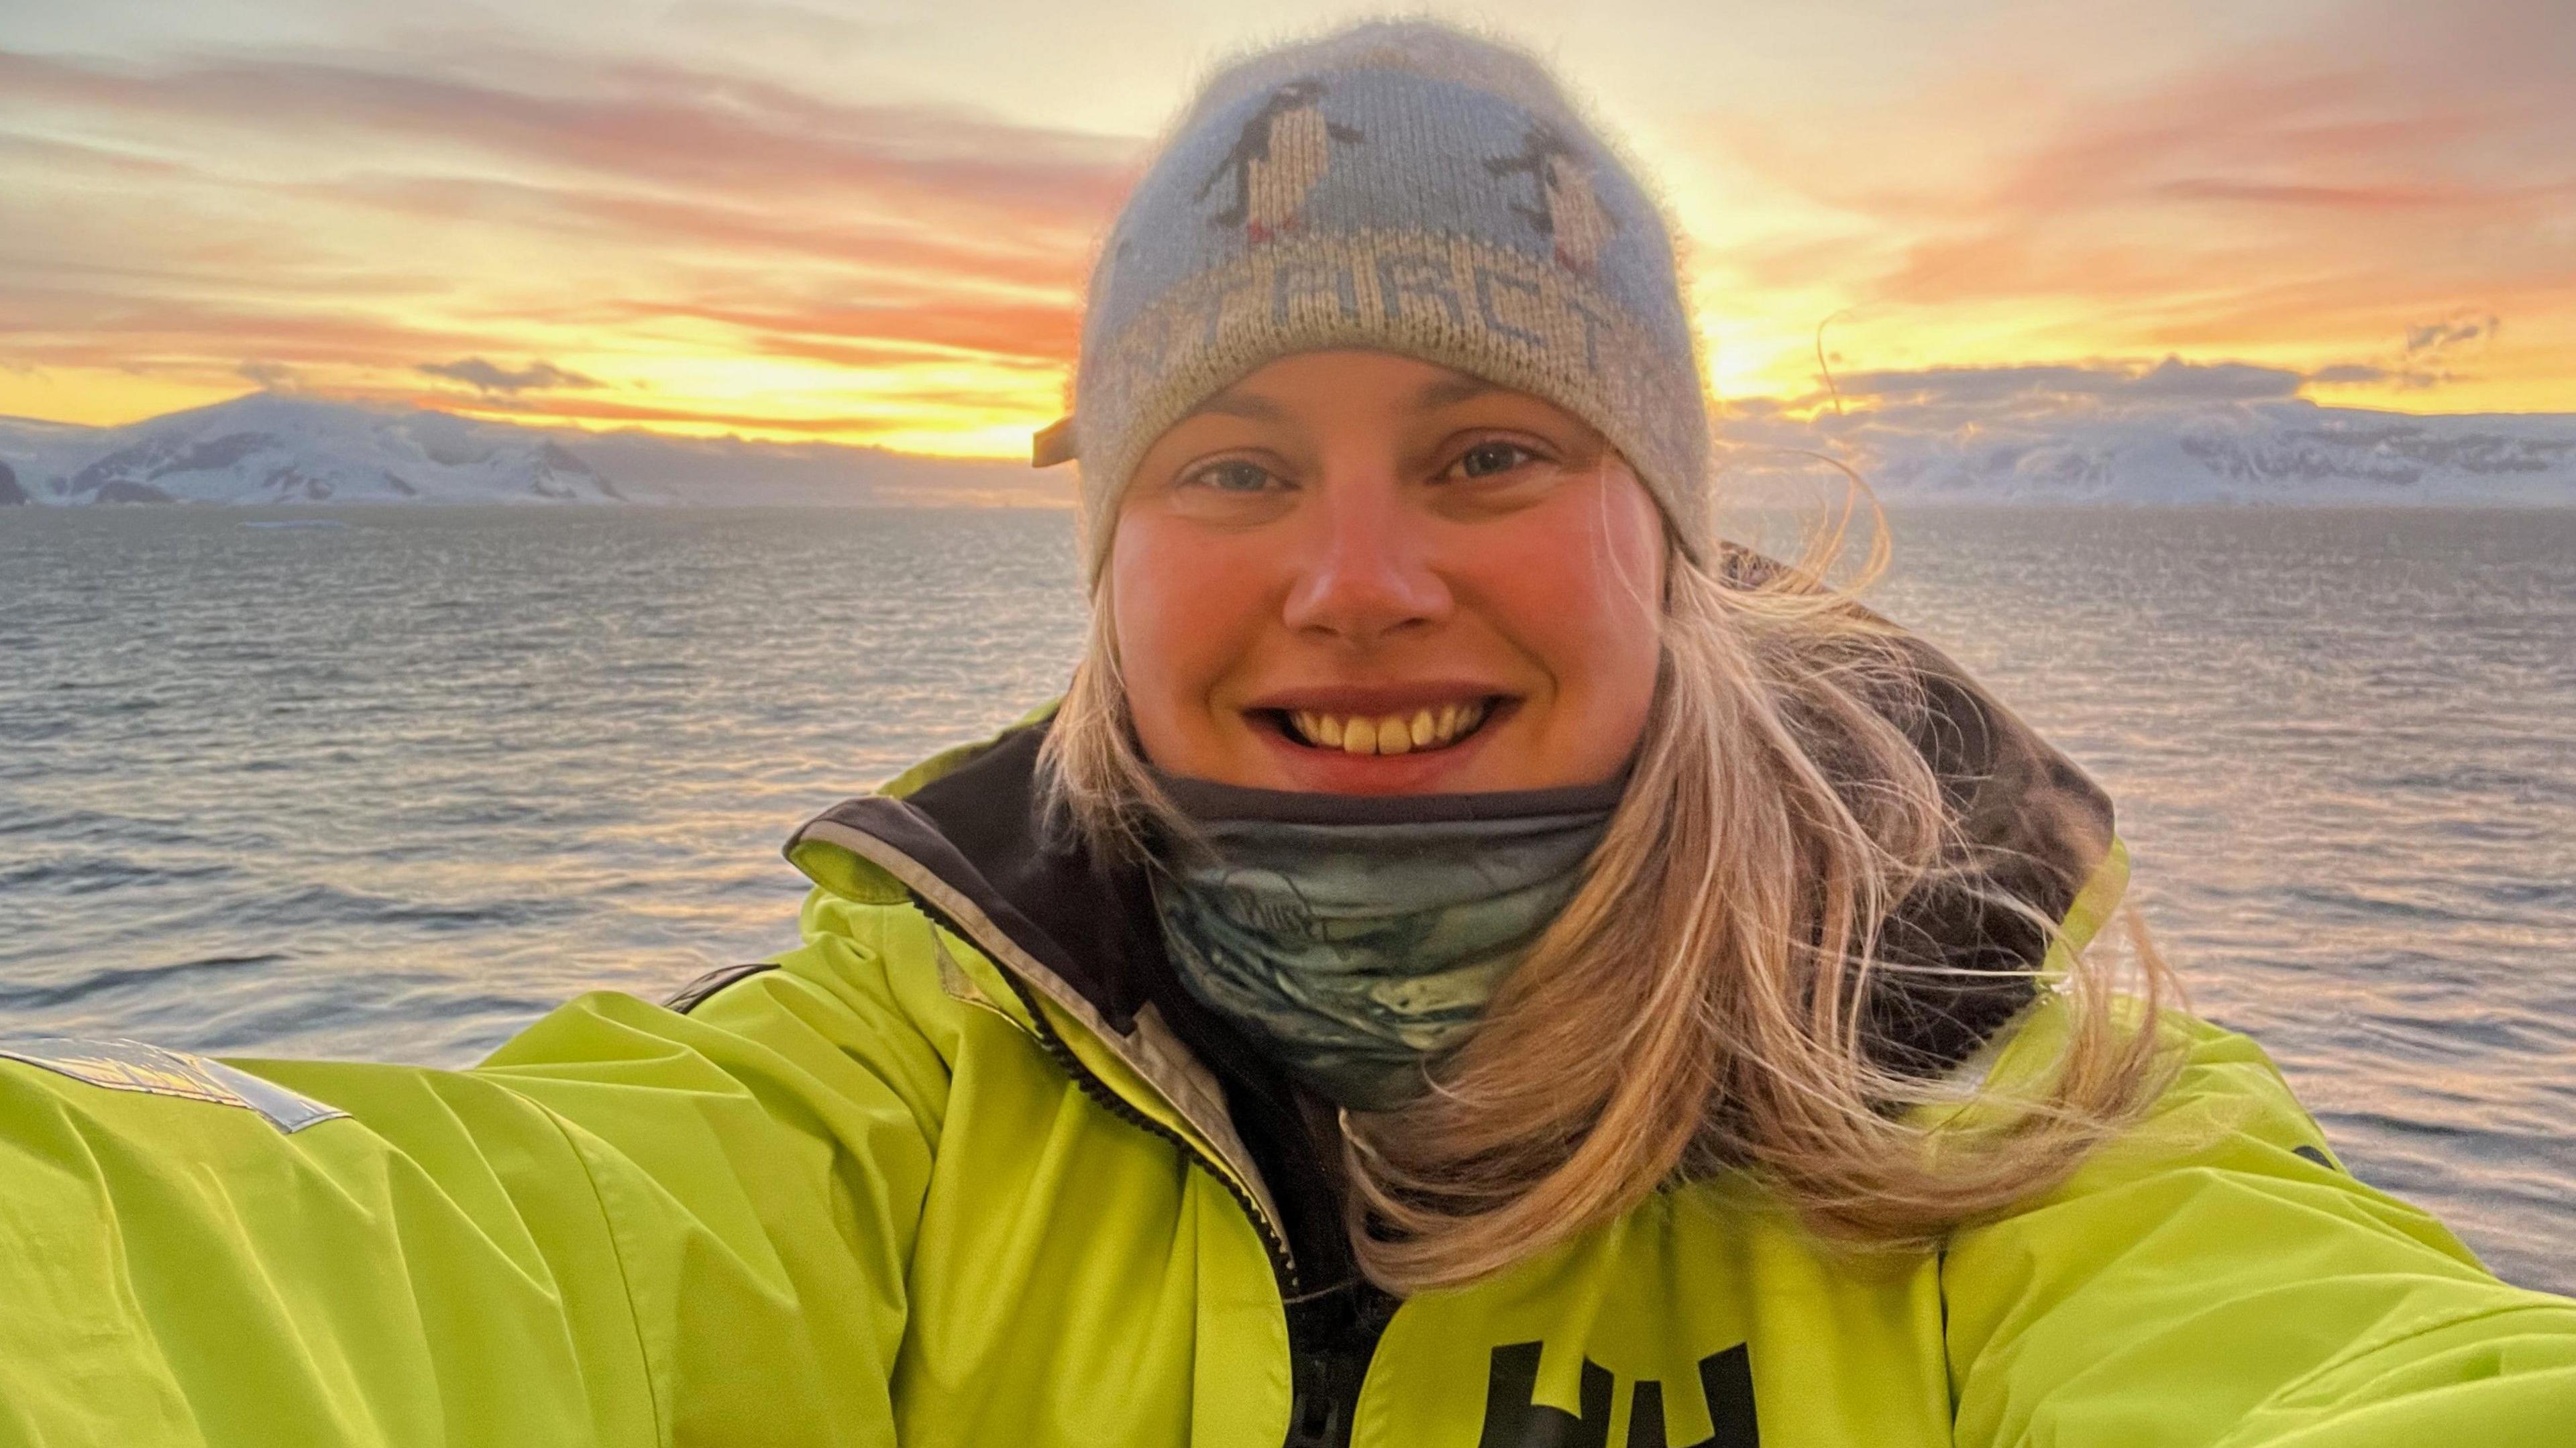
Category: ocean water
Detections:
[{"x1": 1, "y1": 505, "x2": 2570, "y2": 1293}]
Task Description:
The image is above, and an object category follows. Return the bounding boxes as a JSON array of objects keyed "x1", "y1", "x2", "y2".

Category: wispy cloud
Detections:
[
  {"x1": 417, "y1": 357, "x2": 602, "y2": 394},
  {"x1": 0, "y1": 50, "x2": 1136, "y2": 220},
  {"x1": 1821, "y1": 357, "x2": 2308, "y2": 409},
  {"x1": 235, "y1": 359, "x2": 303, "y2": 390},
  {"x1": 2406, "y1": 313, "x2": 2502, "y2": 357}
]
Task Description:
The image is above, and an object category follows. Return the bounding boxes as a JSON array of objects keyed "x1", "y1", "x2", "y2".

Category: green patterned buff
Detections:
[{"x1": 1148, "y1": 773, "x2": 1626, "y2": 1111}]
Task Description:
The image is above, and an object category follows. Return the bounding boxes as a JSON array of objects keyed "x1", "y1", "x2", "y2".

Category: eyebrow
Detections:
[
  {"x1": 1413, "y1": 375, "x2": 1499, "y2": 409},
  {"x1": 1187, "y1": 374, "x2": 1501, "y2": 423},
  {"x1": 1189, "y1": 391, "x2": 1287, "y2": 422}
]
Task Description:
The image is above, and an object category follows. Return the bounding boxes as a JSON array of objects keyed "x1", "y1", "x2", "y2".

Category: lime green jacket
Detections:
[{"x1": 3, "y1": 704, "x2": 2572, "y2": 1447}]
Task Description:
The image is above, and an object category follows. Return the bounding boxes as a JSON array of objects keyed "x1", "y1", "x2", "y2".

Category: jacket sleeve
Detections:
[
  {"x1": 1942, "y1": 1005, "x2": 2576, "y2": 1448},
  {"x1": 0, "y1": 915, "x2": 946, "y2": 1448}
]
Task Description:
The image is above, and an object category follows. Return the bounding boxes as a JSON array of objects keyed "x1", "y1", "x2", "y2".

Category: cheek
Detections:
[
  {"x1": 1108, "y1": 512, "x2": 1265, "y2": 764},
  {"x1": 1457, "y1": 490, "x2": 1664, "y2": 763}
]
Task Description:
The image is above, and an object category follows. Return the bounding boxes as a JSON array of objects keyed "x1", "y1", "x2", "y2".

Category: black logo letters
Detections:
[{"x1": 1476, "y1": 1340, "x2": 1759, "y2": 1448}]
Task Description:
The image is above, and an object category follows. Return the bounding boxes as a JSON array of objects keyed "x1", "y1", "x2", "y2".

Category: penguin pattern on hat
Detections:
[
  {"x1": 1486, "y1": 120, "x2": 1622, "y2": 279},
  {"x1": 1046, "y1": 18, "x2": 1716, "y2": 581},
  {"x1": 1199, "y1": 79, "x2": 1368, "y2": 244}
]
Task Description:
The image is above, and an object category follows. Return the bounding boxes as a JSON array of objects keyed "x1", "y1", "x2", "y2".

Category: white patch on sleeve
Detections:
[{"x1": 0, "y1": 1036, "x2": 347, "y2": 1133}]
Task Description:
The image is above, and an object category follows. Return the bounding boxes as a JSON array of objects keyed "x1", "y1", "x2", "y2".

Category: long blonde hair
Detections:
[{"x1": 1040, "y1": 495, "x2": 2180, "y2": 1294}]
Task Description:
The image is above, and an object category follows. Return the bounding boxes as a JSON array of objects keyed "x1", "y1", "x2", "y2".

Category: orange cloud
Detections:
[
  {"x1": 0, "y1": 40, "x2": 1133, "y2": 437},
  {"x1": 0, "y1": 50, "x2": 1139, "y2": 219},
  {"x1": 1681, "y1": 0, "x2": 2575, "y2": 412},
  {"x1": 4, "y1": 0, "x2": 2570, "y2": 441}
]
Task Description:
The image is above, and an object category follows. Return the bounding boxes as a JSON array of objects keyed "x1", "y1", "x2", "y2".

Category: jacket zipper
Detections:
[
  {"x1": 796, "y1": 806, "x2": 1340, "y2": 1441},
  {"x1": 983, "y1": 956, "x2": 1380, "y2": 1448},
  {"x1": 903, "y1": 891, "x2": 1305, "y2": 1298}
]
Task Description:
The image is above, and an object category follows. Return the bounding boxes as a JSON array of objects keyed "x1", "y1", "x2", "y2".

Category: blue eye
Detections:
[
  {"x1": 1450, "y1": 441, "x2": 1537, "y2": 480},
  {"x1": 1185, "y1": 459, "x2": 1279, "y2": 493}
]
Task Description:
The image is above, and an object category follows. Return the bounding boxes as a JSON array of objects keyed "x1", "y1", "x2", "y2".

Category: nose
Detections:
[{"x1": 1279, "y1": 474, "x2": 1452, "y2": 646}]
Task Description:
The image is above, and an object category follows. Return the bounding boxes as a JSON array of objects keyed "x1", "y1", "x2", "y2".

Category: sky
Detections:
[{"x1": 2, "y1": 0, "x2": 2570, "y2": 455}]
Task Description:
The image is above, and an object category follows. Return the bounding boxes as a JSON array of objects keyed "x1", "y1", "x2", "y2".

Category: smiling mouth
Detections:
[{"x1": 1267, "y1": 698, "x2": 1502, "y2": 757}]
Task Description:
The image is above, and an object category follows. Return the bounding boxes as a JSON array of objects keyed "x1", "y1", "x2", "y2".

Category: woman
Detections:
[{"x1": 2, "y1": 16, "x2": 2569, "y2": 1447}]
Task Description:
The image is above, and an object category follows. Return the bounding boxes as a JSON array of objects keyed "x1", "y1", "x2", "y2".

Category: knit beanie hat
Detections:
[{"x1": 1033, "y1": 16, "x2": 1715, "y2": 586}]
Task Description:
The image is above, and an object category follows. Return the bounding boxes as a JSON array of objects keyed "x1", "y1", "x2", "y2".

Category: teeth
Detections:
[
  {"x1": 1289, "y1": 700, "x2": 1493, "y2": 756},
  {"x1": 1377, "y1": 714, "x2": 1413, "y2": 755}
]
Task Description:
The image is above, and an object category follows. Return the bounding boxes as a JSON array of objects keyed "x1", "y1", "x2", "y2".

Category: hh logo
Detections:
[{"x1": 1477, "y1": 1340, "x2": 1759, "y2": 1448}]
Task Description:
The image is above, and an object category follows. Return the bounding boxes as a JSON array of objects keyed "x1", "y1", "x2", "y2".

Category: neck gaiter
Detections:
[{"x1": 1147, "y1": 771, "x2": 1627, "y2": 1111}]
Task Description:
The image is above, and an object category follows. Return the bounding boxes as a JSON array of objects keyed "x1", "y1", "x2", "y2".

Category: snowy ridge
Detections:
[
  {"x1": 1717, "y1": 396, "x2": 2576, "y2": 506},
  {"x1": 5, "y1": 386, "x2": 2572, "y2": 509},
  {"x1": 0, "y1": 392, "x2": 1055, "y2": 508},
  {"x1": 0, "y1": 393, "x2": 626, "y2": 505}
]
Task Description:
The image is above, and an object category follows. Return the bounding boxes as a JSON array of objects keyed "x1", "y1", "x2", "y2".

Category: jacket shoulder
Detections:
[{"x1": 1940, "y1": 1000, "x2": 2572, "y2": 1447}]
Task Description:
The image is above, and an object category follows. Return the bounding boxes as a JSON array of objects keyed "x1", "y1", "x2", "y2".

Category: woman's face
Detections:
[{"x1": 1110, "y1": 349, "x2": 1666, "y2": 794}]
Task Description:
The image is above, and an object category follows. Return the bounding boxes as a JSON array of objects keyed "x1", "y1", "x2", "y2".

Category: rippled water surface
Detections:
[{"x1": 3, "y1": 506, "x2": 2570, "y2": 1291}]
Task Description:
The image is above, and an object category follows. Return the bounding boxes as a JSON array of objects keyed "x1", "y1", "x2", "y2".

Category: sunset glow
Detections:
[{"x1": 4, "y1": 0, "x2": 2569, "y2": 448}]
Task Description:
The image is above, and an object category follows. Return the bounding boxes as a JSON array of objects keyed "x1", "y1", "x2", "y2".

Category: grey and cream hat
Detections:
[{"x1": 1034, "y1": 16, "x2": 1715, "y2": 585}]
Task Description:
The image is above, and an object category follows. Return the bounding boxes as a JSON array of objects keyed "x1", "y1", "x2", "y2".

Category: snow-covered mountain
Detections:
[
  {"x1": 0, "y1": 393, "x2": 630, "y2": 505},
  {"x1": 0, "y1": 392, "x2": 1056, "y2": 508},
  {"x1": 1717, "y1": 395, "x2": 2576, "y2": 506},
  {"x1": 5, "y1": 384, "x2": 2571, "y2": 510}
]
